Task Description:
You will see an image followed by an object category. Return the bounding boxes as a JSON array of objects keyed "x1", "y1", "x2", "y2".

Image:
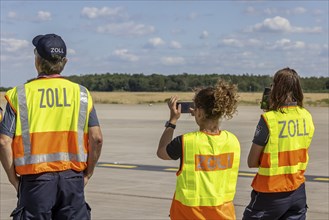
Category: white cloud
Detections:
[
  {"x1": 250, "y1": 16, "x2": 322, "y2": 33},
  {"x1": 81, "y1": 6, "x2": 124, "y2": 19},
  {"x1": 113, "y1": 49, "x2": 139, "y2": 62},
  {"x1": 1, "y1": 38, "x2": 29, "y2": 52},
  {"x1": 263, "y1": 7, "x2": 306, "y2": 15},
  {"x1": 248, "y1": 38, "x2": 262, "y2": 46},
  {"x1": 148, "y1": 37, "x2": 165, "y2": 47},
  {"x1": 221, "y1": 38, "x2": 244, "y2": 47},
  {"x1": 252, "y1": 16, "x2": 291, "y2": 32},
  {"x1": 291, "y1": 26, "x2": 322, "y2": 33},
  {"x1": 220, "y1": 37, "x2": 263, "y2": 48},
  {"x1": 37, "y1": 11, "x2": 52, "y2": 21},
  {"x1": 292, "y1": 7, "x2": 307, "y2": 14},
  {"x1": 219, "y1": 36, "x2": 308, "y2": 52},
  {"x1": 244, "y1": 6, "x2": 257, "y2": 15},
  {"x1": 267, "y1": 38, "x2": 306, "y2": 50},
  {"x1": 97, "y1": 22, "x2": 155, "y2": 36},
  {"x1": 169, "y1": 41, "x2": 182, "y2": 49},
  {"x1": 200, "y1": 30, "x2": 209, "y2": 39},
  {"x1": 161, "y1": 56, "x2": 185, "y2": 65}
]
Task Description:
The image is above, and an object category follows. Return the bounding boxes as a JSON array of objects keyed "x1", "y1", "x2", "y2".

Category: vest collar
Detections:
[{"x1": 37, "y1": 73, "x2": 62, "y2": 78}]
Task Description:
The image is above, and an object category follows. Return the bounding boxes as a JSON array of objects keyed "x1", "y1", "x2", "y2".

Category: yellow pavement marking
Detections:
[
  {"x1": 164, "y1": 168, "x2": 178, "y2": 171},
  {"x1": 239, "y1": 172, "x2": 256, "y2": 177},
  {"x1": 99, "y1": 164, "x2": 137, "y2": 169},
  {"x1": 313, "y1": 178, "x2": 329, "y2": 181}
]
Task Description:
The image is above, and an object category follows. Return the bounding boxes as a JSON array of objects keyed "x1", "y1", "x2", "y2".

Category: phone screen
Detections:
[{"x1": 176, "y1": 101, "x2": 194, "y2": 113}]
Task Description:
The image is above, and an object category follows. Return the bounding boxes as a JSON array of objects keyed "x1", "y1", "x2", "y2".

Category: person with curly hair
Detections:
[
  {"x1": 243, "y1": 67, "x2": 315, "y2": 220},
  {"x1": 157, "y1": 79, "x2": 241, "y2": 220}
]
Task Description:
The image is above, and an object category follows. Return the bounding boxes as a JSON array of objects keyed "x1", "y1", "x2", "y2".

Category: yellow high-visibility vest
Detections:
[
  {"x1": 170, "y1": 130, "x2": 240, "y2": 220},
  {"x1": 252, "y1": 106, "x2": 314, "y2": 192},
  {"x1": 5, "y1": 77, "x2": 93, "y2": 175}
]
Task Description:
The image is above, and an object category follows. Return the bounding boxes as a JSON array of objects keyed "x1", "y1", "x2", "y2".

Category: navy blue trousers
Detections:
[
  {"x1": 11, "y1": 169, "x2": 91, "y2": 220},
  {"x1": 243, "y1": 183, "x2": 307, "y2": 220}
]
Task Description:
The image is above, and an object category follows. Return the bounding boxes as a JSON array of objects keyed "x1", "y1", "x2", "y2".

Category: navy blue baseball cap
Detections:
[{"x1": 32, "y1": 34, "x2": 67, "y2": 61}]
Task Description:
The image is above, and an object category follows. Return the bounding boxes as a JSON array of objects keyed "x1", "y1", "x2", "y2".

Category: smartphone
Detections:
[
  {"x1": 176, "y1": 101, "x2": 194, "y2": 113},
  {"x1": 260, "y1": 87, "x2": 271, "y2": 110}
]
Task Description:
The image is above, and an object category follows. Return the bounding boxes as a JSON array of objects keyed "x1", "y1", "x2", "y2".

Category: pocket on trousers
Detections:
[
  {"x1": 10, "y1": 206, "x2": 24, "y2": 220},
  {"x1": 63, "y1": 170, "x2": 83, "y2": 180}
]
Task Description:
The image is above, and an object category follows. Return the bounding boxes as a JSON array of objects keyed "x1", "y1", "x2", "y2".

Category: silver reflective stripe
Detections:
[
  {"x1": 17, "y1": 85, "x2": 31, "y2": 155},
  {"x1": 15, "y1": 85, "x2": 88, "y2": 166},
  {"x1": 15, "y1": 152, "x2": 84, "y2": 166},
  {"x1": 78, "y1": 85, "x2": 88, "y2": 162}
]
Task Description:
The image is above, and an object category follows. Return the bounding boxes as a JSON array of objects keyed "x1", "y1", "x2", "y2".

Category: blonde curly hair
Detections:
[{"x1": 194, "y1": 79, "x2": 239, "y2": 120}]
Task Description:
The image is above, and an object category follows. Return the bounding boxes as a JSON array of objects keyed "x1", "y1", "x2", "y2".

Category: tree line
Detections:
[
  {"x1": 66, "y1": 73, "x2": 329, "y2": 92},
  {"x1": 1, "y1": 73, "x2": 328, "y2": 92}
]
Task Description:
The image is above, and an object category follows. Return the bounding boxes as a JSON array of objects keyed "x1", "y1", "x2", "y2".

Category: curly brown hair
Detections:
[
  {"x1": 270, "y1": 67, "x2": 304, "y2": 111},
  {"x1": 194, "y1": 79, "x2": 239, "y2": 120}
]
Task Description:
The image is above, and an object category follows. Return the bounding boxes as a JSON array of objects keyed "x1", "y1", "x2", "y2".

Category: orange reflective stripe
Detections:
[
  {"x1": 260, "y1": 152, "x2": 271, "y2": 168},
  {"x1": 260, "y1": 149, "x2": 307, "y2": 168},
  {"x1": 15, "y1": 160, "x2": 86, "y2": 175},
  {"x1": 13, "y1": 132, "x2": 89, "y2": 172},
  {"x1": 278, "y1": 149, "x2": 307, "y2": 166},
  {"x1": 251, "y1": 170, "x2": 305, "y2": 192},
  {"x1": 31, "y1": 131, "x2": 79, "y2": 154},
  {"x1": 13, "y1": 132, "x2": 88, "y2": 155},
  {"x1": 170, "y1": 199, "x2": 235, "y2": 220},
  {"x1": 195, "y1": 153, "x2": 234, "y2": 171}
]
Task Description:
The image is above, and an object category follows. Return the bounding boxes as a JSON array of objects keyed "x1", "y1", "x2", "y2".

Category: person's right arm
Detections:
[
  {"x1": 0, "y1": 134, "x2": 19, "y2": 191},
  {"x1": 247, "y1": 116, "x2": 269, "y2": 168},
  {"x1": 157, "y1": 96, "x2": 181, "y2": 160},
  {"x1": 0, "y1": 104, "x2": 19, "y2": 191},
  {"x1": 247, "y1": 143, "x2": 264, "y2": 168}
]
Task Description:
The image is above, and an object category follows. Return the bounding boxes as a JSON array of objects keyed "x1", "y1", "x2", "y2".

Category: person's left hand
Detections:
[
  {"x1": 168, "y1": 96, "x2": 181, "y2": 123},
  {"x1": 84, "y1": 175, "x2": 90, "y2": 187}
]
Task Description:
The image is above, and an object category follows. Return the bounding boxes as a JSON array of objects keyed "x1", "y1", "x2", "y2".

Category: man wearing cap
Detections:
[{"x1": 0, "y1": 34, "x2": 103, "y2": 219}]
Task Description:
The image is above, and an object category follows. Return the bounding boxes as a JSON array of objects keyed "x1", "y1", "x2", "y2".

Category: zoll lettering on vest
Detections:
[
  {"x1": 195, "y1": 153, "x2": 234, "y2": 171},
  {"x1": 38, "y1": 88, "x2": 71, "y2": 108},
  {"x1": 278, "y1": 119, "x2": 309, "y2": 138}
]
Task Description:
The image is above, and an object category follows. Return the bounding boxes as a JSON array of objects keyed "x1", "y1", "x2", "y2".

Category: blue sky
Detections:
[{"x1": 1, "y1": 1, "x2": 328, "y2": 87}]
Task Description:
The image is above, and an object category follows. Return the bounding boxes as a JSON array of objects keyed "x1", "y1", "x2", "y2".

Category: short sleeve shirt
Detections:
[
  {"x1": 252, "y1": 116, "x2": 269, "y2": 147},
  {"x1": 166, "y1": 135, "x2": 183, "y2": 169},
  {"x1": 166, "y1": 135, "x2": 183, "y2": 160}
]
